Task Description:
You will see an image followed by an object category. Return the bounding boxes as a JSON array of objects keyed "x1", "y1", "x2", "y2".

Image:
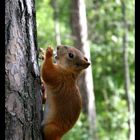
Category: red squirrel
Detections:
[{"x1": 41, "y1": 45, "x2": 90, "y2": 140}]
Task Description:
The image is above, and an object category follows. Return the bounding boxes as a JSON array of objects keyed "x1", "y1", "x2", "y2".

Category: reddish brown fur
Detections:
[{"x1": 41, "y1": 46, "x2": 90, "y2": 140}]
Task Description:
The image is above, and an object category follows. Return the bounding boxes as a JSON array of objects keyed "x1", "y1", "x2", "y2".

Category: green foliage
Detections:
[
  {"x1": 36, "y1": 0, "x2": 135, "y2": 139},
  {"x1": 36, "y1": 0, "x2": 55, "y2": 47},
  {"x1": 36, "y1": 0, "x2": 73, "y2": 48},
  {"x1": 87, "y1": 0, "x2": 135, "y2": 139}
]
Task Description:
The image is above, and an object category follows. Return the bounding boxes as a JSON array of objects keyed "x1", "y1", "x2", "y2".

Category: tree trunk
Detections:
[
  {"x1": 121, "y1": 1, "x2": 134, "y2": 140},
  {"x1": 5, "y1": 0, "x2": 42, "y2": 139},
  {"x1": 71, "y1": 0, "x2": 97, "y2": 139}
]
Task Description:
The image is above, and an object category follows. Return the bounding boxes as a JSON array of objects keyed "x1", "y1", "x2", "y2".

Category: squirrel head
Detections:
[{"x1": 55, "y1": 45, "x2": 90, "y2": 73}]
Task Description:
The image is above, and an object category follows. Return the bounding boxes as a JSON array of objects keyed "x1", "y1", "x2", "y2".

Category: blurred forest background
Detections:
[{"x1": 35, "y1": 0, "x2": 135, "y2": 140}]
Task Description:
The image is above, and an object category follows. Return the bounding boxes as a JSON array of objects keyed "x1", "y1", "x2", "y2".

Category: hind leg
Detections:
[{"x1": 43, "y1": 123, "x2": 62, "y2": 140}]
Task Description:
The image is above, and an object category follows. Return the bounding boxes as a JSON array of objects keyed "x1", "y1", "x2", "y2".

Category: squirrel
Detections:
[{"x1": 41, "y1": 45, "x2": 90, "y2": 140}]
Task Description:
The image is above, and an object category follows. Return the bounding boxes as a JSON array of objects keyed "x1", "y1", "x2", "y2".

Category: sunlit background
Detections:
[{"x1": 36, "y1": 0, "x2": 135, "y2": 140}]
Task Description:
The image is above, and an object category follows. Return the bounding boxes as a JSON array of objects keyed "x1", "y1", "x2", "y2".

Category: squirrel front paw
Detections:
[{"x1": 46, "y1": 47, "x2": 53, "y2": 58}]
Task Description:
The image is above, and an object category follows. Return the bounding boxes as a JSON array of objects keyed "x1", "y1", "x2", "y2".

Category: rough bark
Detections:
[
  {"x1": 121, "y1": 1, "x2": 135, "y2": 140},
  {"x1": 71, "y1": 0, "x2": 97, "y2": 139},
  {"x1": 5, "y1": 0, "x2": 42, "y2": 139}
]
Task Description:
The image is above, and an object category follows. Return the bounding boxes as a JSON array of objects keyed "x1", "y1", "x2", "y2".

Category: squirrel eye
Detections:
[{"x1": 68, "y1": 53, "x2": 74, "y2": 59}]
